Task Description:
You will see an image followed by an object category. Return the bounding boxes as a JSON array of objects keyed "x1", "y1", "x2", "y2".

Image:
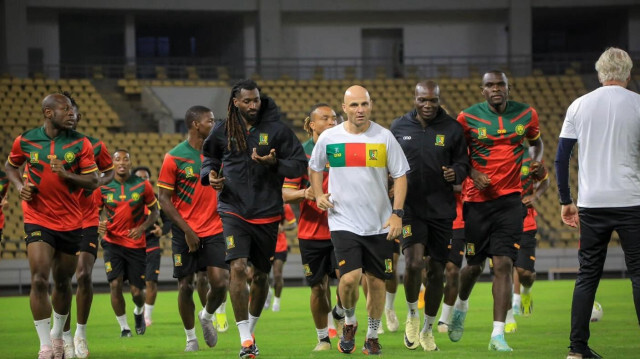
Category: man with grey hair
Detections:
[{"x1": 555, "y1": 47, "x2": 640, "y2": 359}]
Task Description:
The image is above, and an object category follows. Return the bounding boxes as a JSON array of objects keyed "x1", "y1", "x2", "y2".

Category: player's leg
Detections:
[
  {"x1": 144, "y1": 248, "x2": 162, "y2": 326},
  {"x1": 512, "y1": 268, "x2": 521, "y2": 315},
  {"x1": 125, "y1": 247, "x2": 147, "y2": 335},
  {"x1": 310, "y1": 276, "x2": 332, "y2": 350},
  {"x1": 177, "y1": 273, "x2": 199, "y2": 350},
  {"x1": 271, "y1": 256, "x2": 285, "y2": 311},
  {"x1": 72, "y1": 251, "x2": 96, "y2": 358},
  {"x1": 439, "y1": 233, "x2": 464, "y2": 332},
  {"x1": 300, "y1": 239, "x2": 333, "y2": 350},
  {"x1": 199, "y1": 244, "x2": 230, "y2": 348},
  {"x1": 401, "y1": 220, "x2": 426, "y2": 350},
  {"x1": 515, "y1": 230, "x2": 537, "y2": 317},
  {"x1": 103, "y1": 241, "x2": 131, "y2": 336},
  {"x1": 50, "y1": 251, "x2": 77, "y2": 359},
  {"x1": 196, "y1": 271, "x2": 208, "y2": 307},
  {"x1": 384, "y1": 251, "x2": 399, "y2": 332}
]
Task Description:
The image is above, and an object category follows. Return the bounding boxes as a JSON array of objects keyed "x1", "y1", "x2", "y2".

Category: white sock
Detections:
[
  {"x1": 454, "y1": 297, "x2": 469, "y2": 312},
  {"x1": 62, "y1": 330, "x2": 73, "y2": 344},
  {"x1": 248, "y1": 313, "x2": 259, "y2": 334},
  {"x1": 344, "y1": 307, "x2": 357, "y2": 326},
  {"x1": 491, "y1": 321, "x2": 505, "y2": 337},
  {"x1": 506, "y1": 309, "x2": 516, "y2": 324},
  {"x1": 439, "y1": 304, "x2": 453, "y2": 324},
  {"x1": 185, "y1": 327, "x2": 197, "y2": 342},
  {"x1": 116, "y1": 314, "x2": 130, "y2": 331},
  {"x1": 144, "y1": 304, "x2": 154, "y2": 319},
  {"x1": 407, "y1": 301, "x2": 419, "y2": 318},
  {"x1": 316, "y1": 327, "x2": 329, "y2": 340},
  {"x1": 272, "y1": 296, "x2": 281, "y2": 308},
  {"x1": 366, "y1": 317, "x2": 381, "y2": 339},
  {"x1": 421, "y1": 315, "x2": 436, "y2": 334},
  {"x1": 334, "y1": 304, "x2": 345, "y2": 317},
  {"x1": 216, "y1": 301, "x2": 226, "y2": 314},
  {"x1": 327, "y1": 312, "x2": 336, "y2": 329},
  {"x1": 75, "y1": 323, "x2": 87, "y2": 340},
  {"x1": 385, "y1": 292, "x2": 396, "y2": 310},
  {"x1": 201, "y1": 308, "x2": 215, "y2": 321},
  {"x1": 513, "y1": 294, "x2": 521, "y2": 308},
  {"x1": 133, "y1": 305, "x2": 144, "y2": 315},
  {"x1": 34, "y1": 318, "x2": 51, "y2": 348},
  {"x1": 236, "y1": 320, "x2": 252, "y2": 345},
  {"x1": 522, "y1": 286, "x2": 531, "y2": 295},
  {"x1": 51, "y1": 311, "x2": 68, "y2": 339}
]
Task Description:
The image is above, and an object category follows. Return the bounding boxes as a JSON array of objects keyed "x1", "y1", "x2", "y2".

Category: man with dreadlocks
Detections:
[{"x1": 201, "y1": 79, "x2": 307, "y2": 358}]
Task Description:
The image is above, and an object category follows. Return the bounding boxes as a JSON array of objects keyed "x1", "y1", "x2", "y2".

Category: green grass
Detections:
[{"x1": 0, "y1": 279, "x2": 636, "y2": 358}]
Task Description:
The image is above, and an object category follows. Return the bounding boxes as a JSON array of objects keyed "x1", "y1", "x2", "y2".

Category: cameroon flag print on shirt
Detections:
[{"x1": 326, "y1": 143, "x2": 387, "y2": 168}]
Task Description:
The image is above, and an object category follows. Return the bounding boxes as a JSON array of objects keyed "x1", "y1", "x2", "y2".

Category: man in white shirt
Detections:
[
  {"x1": 555, "y1": 47, "x2": 640, "y2": 359},
  {"x1": 309, "y1": 85, "x2": 409, "y2": 356}
]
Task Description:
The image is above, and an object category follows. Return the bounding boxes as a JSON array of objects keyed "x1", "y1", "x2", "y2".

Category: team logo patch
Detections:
[
  {"x1": 466, "y1": 243, "x2": 475, "y2": 256},
  {"x1": 521, "y1": 165, "x2": 530, "y2": 176},
  {"x1": 384, "y1": 259, "x2": 393, "y2": 273},
  {"x1": 29, "y1": 152, "x2": 39, "y2": 163},
  {"x1": 131, "y1": 192, "x2": 140, "y2": 201},
  {"x1": 105, "y1": 261, "x2": 112, "y2": 273},
  {"x1": 226, "y1": 235, "x2": 235, "y2": 249},
  {"x1": 332, "y1": 147, "x2": 342, "y2": 158},
  {"x1": 30, "y1": 231, "x2": 42, "y2": 237},
  {"x1": 64, "y1": 151, "x2": 76, "y2": 163},
  {"x1": 185, "y1": 166, "x2": 194, "y2": 178},
  {"x1": 402, "y1": 225, "x2": 412, "y2": 238},
  {"x1": 174, "y1": 254, "x2": 183, "y2": 267},
  {"x1": 107, "y1": 193, "x2": 114, "y2": 203},
  {"x1": 368, "y1": 149, "x2": 378, "y2": 161},
  {"x1": 259, "y1": 133, "x2": 269, "y2": 145},
  {"x1": 477, "y1": 127, "x2": 487, "y2": 139},
  {"x1": 515, "y1": 124, "x2": 525, "y2": 135},
  {"x1": 338, "y1": 260, "x2": 346, "y2": 267},
  {"x1": 435, "y1": 134, "x2": 445, "y2": 146},
  {"x1": 303, "y1": 264, "x2": 312, "y2": 277}
]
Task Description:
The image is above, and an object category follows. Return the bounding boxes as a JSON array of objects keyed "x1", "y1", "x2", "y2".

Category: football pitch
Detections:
[{"x1": 0, "y1": 279, "x2": 636, "y2": 358}]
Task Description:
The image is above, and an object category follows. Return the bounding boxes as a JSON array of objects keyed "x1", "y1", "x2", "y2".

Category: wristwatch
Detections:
[{"x1": 392, "y1": 209, "x2": 404, "y2": 218}]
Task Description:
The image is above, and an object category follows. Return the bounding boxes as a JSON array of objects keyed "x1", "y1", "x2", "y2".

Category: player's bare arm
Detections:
[
  {"x1": 4, "y1": 161, "x2": 36, "y2": 201},
  {"x1": 384, "y1": 174, "x2": 407, "y2": 240},
  {"x1": 130, "y1": 202, "x2": 159, "y2": 239},
  {"x1": 158, "y1": 187, "x2": 200, "y2": 252},
  {"x1": 310, "y1": 170, "x2": 332, "y2": 210},
  {"x1": 528, "y1": 137, "x2": 544, "y2": 163}
]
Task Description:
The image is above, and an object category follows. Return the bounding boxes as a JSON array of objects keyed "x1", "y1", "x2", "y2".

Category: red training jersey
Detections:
[
  {"x1": 276, "y1": 204, "x2": 296, "y2": 252},
  {"x1": 78, "y1": 136, "x2": 113, "y2": 228}
]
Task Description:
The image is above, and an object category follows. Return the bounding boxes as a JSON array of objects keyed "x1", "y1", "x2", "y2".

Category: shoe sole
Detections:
[
  {"x1": 338, "y1": 342, "x2": 356, "y2": 354},
  {"x1": 404, "y1": 334, "x2": 419, "y2": 350}
]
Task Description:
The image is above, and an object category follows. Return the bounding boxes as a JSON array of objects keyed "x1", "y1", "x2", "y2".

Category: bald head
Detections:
[
  {"x1": 415, "y1": 80, "x2": 440, "y2": 97},
  {"x1": 42, "y1": 94, "x2": 71, "y2": 114},
  {"x1": 342, "y1": 85, "x2": 372, "y2": 132},
  {"x1": 344, "y1": 85, "x2": 370, "y2": 104}
]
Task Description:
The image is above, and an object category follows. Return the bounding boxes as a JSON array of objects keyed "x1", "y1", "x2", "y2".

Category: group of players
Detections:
[{"x1": 4, "y1": 64, "x2": 550, "y2": 359}]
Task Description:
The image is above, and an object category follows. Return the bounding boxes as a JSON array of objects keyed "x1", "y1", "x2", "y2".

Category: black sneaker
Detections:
[
  {"x1": 239, "y1": 343, "x2": 258, "y2": 358},
  {"x1": 567, "y1": 347, "x2": 603, "y2": 359},
  {"x1": 362, "y1": 337, "x2": 382, "y2": 355},
  {"x1": 338, "y1": 323, "x2": 358, "y2": 354},
  {"x1": 134, "y1": 313, "x2": 146, "y2": 335},
  {"x1": 121, "y1": 329, "x2": 132, "y2": 337}
]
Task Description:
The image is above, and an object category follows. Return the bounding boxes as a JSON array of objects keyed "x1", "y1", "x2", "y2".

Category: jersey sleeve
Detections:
[
  {"x1": 386, "y1": 131, "x2": 410, "y2": 178},
  {"x1": 78, "y1": 137, "x2": 98, "y2": 174},
  {"x1": 559, "y1": 101, "x2": 578, "y2": 139},
  {"x1": 526, "y1": 108, "x2": 541, "y2": 141},
  {"x1": 283, "y1": 176, "x2": 302, "y2": 190},
  {"x1": 456, "y1": 112, "x2": 472, "y2": 144},
  {"x1": 92, "y1": 187, "x2": 104, "y2": 210},
  {"x1": 308, "y1": 133, "x2": 328, "y2": 172},
  {"x1": 283, "y1": 203, "x2": 296, "y2": 223},
  {"x1": 7, "y1": 135, "x2": 25, "y2": 168},
  {"x1": 143, "y1": 180, "x2": 158, "y2": 207},
  {"x1": 95, "y1": 140, "x2": 114, "y2": 172},
  {"x1": 157, "y1": 153, "x2": 177, "y2": 191}
]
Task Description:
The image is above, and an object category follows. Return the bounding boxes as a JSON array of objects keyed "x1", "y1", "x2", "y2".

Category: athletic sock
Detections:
[
  {"x1": 506, "y1": 309, "x2": 516, "y2": 323},
  {"x1": 513, "y1": 293, "x2": 521, "y2": 308},
  {"x1": 201, "y1": 308, "x2": 215, "y2": 321},
  {"x1": 407, "y1": 300, "x2": 419, "y2": 318},
  {"x1": 34, "y1": 318, "x2": 51, "y2": 348},
  {"x1": 185, "y1": 327, "x2": 197, "y2": 342},
  {"x1": 116, "y1": 314, "x2": 130, "y2": 331},
  {"x1": 236, "y1": 320, "x2": 252, "y2": 345},
  {"x1": 327, "y1": 312, "x2": 336, "y2": 329},
  {"x1": 75, "y1": 323, "x2": 87, "y2": 340},
  {"x1": 454, "y1": 297, "x2": 469, "y2": 312},
  {"x1": 248, "y1": 313, "x2": 260, "y2": 334},
  {"x1": 491, "y1": 321, "x2": 505, "y2": 337},
  {"x1": 144, "y1": 304, "x2": 154, "y2": 320},
  {"x1": 344, "y1": 307, "x2": 357, "y2": 326},
  {"x1": 334, "y1": 304, "x2": 345, "y2": 318},
  {"x1": 133, "y1": 305, "x2": 144, "y2": 315},
  {"x1": 316, "y1": 327, "x2": 329, "y2": 341},
  {"x1": 522, "y1": 286, "x2": 531, "y2": 295},
  {"x1": 421, "y1": 315, "x2": 436, "y2": 334},
  {"x1": 51, "y1": 311, "x2": 68, "y2": 339},
  {"x1": 439, "y1": 304, "x2": 453, "y2": 324},
  {"x1": 216, "y1": 301, "x2": 226, "y2": 314},
  {"x1": 385, "y1": 292, "x2": 396, "y2": 310},
  {"x1": 366, "y1": 317, "x2": 381, "y2": 339},
  {"x1": 62, "y1": 330, "x2": 73, "y2": 344}
]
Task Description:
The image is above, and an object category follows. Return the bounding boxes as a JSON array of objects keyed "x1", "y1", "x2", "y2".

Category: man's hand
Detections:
[
  {"x1": 151, "y1": 223, "x2": 162, "y2": 237},
  {"x1": 98, "y1": 220, "x2": 107, "y2": 236},
  {"x1": 315, "y1": 193, "x2": 334, "y2": 211},
  {"x1": 561, "y1": 204, "x2": 579, "y2": 228},
  {"x1": 129, "y1": 226, "x2": 144, "y2": 240},
  {"x1": 384, "y1": 213, "x2": 402, "y2": 240},
  {"x1": 529, "y1": 161, "x2": 547, "y2": 181},
  {"x1": 251, "y1": 148, "x2": 277, "y2": 166},
  {"x1": 19, "y1": 182, "x2": 37, "y2": 201},
  {"x1": 522, "y1": 194, "x2": 537, "y2": 208},
  {"x1": 442, "y1": 166, "x2": 456, "y2": 183},
  {"x1": 304, "y1": 187, "x2": 316, "y2": 201},
  {"x1": 185, "y1": 228, "x2": 200, "y2": 253},
  {"x1": 209, "y1": 170, "x2": 225, "y2": 191},
  {"x1": 50, "y1": 158, "x2": 70, "y2": 179},
  {"x1": 470, "y1": 169, "x2": 491, "y2": 190}
]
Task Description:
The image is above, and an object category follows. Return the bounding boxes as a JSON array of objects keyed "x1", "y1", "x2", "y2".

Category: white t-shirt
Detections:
[
  {"x1": 309, "y1": 121, "x2": 410, "y2": 235},
  {"x1": 559, "y1": 85, "x2": 640, "y2": 208}
]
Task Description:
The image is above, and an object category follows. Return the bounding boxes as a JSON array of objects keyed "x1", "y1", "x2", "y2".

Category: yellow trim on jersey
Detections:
[
  {"x1": 7, "y1": 157, "x2": 20, "y2": 168},
  {"x1": 157, "y1": 183, "x2": 175, "y2": 191},
  {"x1": 101, "y1": 164, "x2": 115, "y2": 173},
  {"x1": 81, "y1": 167, "x2": 99, "y2": 175},
  {"x1": 527, "y1": 132, "x2": 541, "y2": 141},
  {"x1": 147, "y1": 198, "x2": 158, "y2": 208},
  {"x1": 282, "y1": 184, "x2": 299, "y2": 189}
]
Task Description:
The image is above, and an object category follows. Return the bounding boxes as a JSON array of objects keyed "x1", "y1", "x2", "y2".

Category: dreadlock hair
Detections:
[
  {"x1": 226, "y1": 79, "x2": 260, "y2": 152},
  {"x1": 303, "y1": 102, "x2": 332, "y2": 136}
]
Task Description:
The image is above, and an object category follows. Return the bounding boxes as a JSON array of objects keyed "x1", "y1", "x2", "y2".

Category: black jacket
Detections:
[
  {"x1": 200, "y1": 97, "x2": 307, "y2": 220},
  {"x1": 390, "y1": 108, "x2": 469, "y2": 220}
]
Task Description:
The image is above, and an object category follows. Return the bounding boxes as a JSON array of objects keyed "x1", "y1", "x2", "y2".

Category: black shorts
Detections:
[
  {"x1": 220, "y1": 214, "x2": 279, "y2": 274},
  {"x1": 78, "y1": 226, "x2": 99, "y2": 258},
  {"x1": 514, "y1": 230, "x2": 537, "y2": 272},
  {"x1": 463, "y1": 193, "x2": 523, "y2": 265},
  {"x1": 273, "y1": 250, "x2": 287, "y2": 262},
  {"x1": 172, "y1": 226, "x2": 228, "y2": 279},
  {"x1": 145, "y1": 248, "x2": 162, "y2": 282},
  {"x1": 25, "y1": 223, "x2": 81, "y2": 255},
  {"x1": 101, "y1": 240, "x2": 146, "y2": 289},
  {"x1": 331, "y1": 230, "x2": 394, "y2": 280},
  {"x1": 401, "y1": 216, "x2": 452, "y2": 264},
  {"x1": 299, "y1": 239, "x2": 338, "y2": 286},
  {"x1": 447, "y1": 231, "x2": 466, "y2": 268}
]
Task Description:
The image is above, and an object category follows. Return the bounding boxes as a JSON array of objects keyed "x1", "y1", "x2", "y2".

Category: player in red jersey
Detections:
[
  {"x1": 449, "y1": 71, "x2": 544, "y2": 352},
  {"x1": 5, "y1": 93, "x2": 99, "y2": 359},
  {"x1": 95, "y1": 149, "x2": 158, "y2": 338},
  {"x1": 283, "y1": 103, "x2": 341, "y2": 351},
  {"x1": 0, "y1": 169, "x2": 8, "y2": 242},
  {"x1": 268, "y1": 203, "x2": 296, "y2": 312},
  {"x1": 56, "y1": 92, "x2": 114, "y2": 359},
  {"x1": 158, "y1": 106, "x2": 228, "y2": 352}
]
